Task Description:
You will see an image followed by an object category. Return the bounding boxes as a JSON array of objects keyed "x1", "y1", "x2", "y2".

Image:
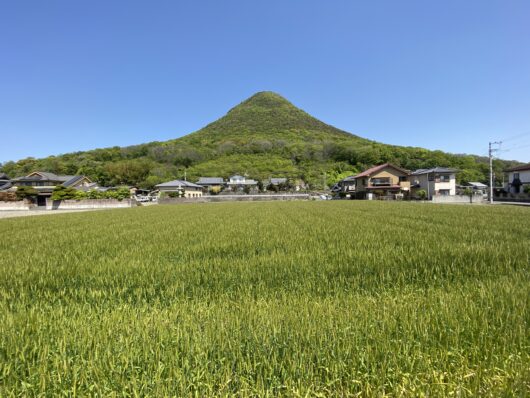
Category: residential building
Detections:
[
  {"x1": 463, "y1": 182, "x2": 488, "y2": 196},
  {"x1": 505, "y1": 163, "x2": 530, "y2": 194},
  {"x1": 155, "y1": 180, "x2": 203, "y2": 198},
  {"x1": 336, "y1": 176, "x2": 356, "y2": 196},
  {"x1": 196, "y1": 177, "x2": 224, "y2": 193},
  {"x1": 352, "y1": 163, "x2": 411, "y2": 199},
  {"x1": 11, "y1": 171, "x2": 93, "y2": 206},
  {"x1": 226, "y1": 175, "x2": 258, "y2": 192},
  {"x1": 410, "y1": 167, "x2": 457, "y2": 199}
]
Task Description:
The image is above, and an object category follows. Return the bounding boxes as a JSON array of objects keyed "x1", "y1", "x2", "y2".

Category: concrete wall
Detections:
[
  {"x1": 432, "y1": 195, "x2": 484, "y2": 204},
  {"x1": 159, "y1": 194, "x2": 310, "y2": 204},
  {"x1": 45, "y1": 198, "x2": 136, "y2": 210},
  {"x1": 0, "y1": 201, "x2": 33, "y2": 211}
]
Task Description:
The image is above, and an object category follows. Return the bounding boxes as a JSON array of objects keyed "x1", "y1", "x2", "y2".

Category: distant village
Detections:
[{"x1": 1, "y1": 162, "x2": 529, "y2": 209}]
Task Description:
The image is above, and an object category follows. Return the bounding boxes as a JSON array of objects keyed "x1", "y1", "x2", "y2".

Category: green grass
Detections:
[{"x1": 0, "y1": 202, "x2": 529, "y2": 396}]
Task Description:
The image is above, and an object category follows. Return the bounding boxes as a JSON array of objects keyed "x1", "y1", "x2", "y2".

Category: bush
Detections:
[
  {"x1": 15, "y1": 185, "x2": 38, "y2": 200},
  {"x1": 524, "y1": 185, "x2": 530, "y2": 194},
  {"x1": 416, "y1": 189, "x2": 427, "y2": 200},
  {"x1": 51, "y1": 186, "x2": 78, "y2": 200}
]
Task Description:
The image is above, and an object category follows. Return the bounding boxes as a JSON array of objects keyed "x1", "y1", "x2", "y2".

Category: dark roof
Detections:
[
  {"x1": 13, "y1": 172, "x2": 76, "y2": 183},
  {"x1": 197, "y1": 177, "x2": 224, "y2": 184},
  {"x1": 0, "y1": 173, "x2": 10, "y2": 180},
  {"x1": 0, "y1": 182, "x2": 13, "y2": 191},
  {"x1": 155, "y1": 180, "x2": 203, "y2": 189},
  {"x1": 411, "y1": 167, "x2": 457, "y2": 175},
  {"x1": 505, "y1": 163, "x2": 530, "y2": 172},
  {"x1": 354, "y1": 163, "x2": 409, "y2": 179}
]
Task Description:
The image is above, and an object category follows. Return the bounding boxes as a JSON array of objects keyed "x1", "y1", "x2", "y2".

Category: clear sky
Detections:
[{"x1": 1, "y1": 0, "x2": 530, "y2": 163}]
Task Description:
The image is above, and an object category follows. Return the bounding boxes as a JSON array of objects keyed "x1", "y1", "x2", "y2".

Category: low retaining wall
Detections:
[
  {"x1": 45, "y1": 198, "x2": 136, "y2": 210},
  {"x1": 159, "y1": 194, "x2": 310, "y2": 204},
  {"x1": 0, "y1": 201, "x2": 33, "y2": 211},
  {"x1": 432, "y1": 195, "x2": 484, "y2": 204}
]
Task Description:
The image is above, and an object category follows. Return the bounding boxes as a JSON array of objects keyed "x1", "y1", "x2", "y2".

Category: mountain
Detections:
[{"x1": 0, "y1": 91, "x2": 520, "y2": 189}]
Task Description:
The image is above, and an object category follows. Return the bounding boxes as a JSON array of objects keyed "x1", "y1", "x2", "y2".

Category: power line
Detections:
[{"x1": 498, "y1": 131, "x2": 530, "y2": 143}]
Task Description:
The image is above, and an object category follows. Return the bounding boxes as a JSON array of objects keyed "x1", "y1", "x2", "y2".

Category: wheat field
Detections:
[{"x1": 0, "y1": 201, "x2": 528, "y2": 396}]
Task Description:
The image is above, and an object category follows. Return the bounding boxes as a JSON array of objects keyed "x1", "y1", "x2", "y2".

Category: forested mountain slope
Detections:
[{"x1": 0, "y1": 92, "x2": 519, "y2": 188}]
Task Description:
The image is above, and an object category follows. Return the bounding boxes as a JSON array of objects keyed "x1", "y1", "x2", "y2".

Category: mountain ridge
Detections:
[{"x1": 0, "y1": 91, "x2": 520, "y2": 189}]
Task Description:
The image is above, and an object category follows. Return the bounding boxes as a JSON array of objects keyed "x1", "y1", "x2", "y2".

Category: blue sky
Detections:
[{"x1": 1, "y1": 0, "x2": 530, "y2": 163}]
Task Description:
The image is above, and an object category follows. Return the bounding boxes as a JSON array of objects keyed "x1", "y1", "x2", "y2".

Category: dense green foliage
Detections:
[
  {"x1": 14, "y1": 185, "x2": 37, "y2": 200},
  {"x1": 51, "y1": 186, "x2": 131, "y2": 201},
  {"x1": 0, "y1": 202, "x2": 528, "y2": 396},
  {"x1": 0, "y1": 92, "x2": 521, "y2": 189}
]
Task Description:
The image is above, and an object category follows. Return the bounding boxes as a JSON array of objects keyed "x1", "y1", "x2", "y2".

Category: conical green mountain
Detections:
[
  {"x1": 195, "y1": 91, "x2": 355, "y2": 139},
  {"x1": 0, "y1": 91, "x2": 519, "y2": 188}
]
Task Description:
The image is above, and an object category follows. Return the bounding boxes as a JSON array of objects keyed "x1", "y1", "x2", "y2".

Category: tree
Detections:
[
  {"x1": 51, "y1": 186, "x2": 78, "y2": 200},
  {"x1": 15, "y1": 186, "x2": 37, "y2": 201}
]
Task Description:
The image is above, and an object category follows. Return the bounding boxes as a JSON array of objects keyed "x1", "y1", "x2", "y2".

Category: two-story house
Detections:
[
  {"x1": 410, "y1": 167, "x2": 457, "y2": 199},
  {"x1": 505, "y1": 163, "x2": 530, "y2": 194},
  {"x1": 11, "y1": 171, "x2": 93, "y2": 205},
  {"x1": 353, "y1": 163, "x2": 410, "y2": 199}
]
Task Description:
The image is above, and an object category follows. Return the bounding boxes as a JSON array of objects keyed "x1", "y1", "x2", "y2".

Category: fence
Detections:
[
  {"x1": 431, "y1": 195, "x2": 484, "y2": 204},
  {"x1": 45, "y1": 198, "x2": 136, "y2": 210},
  {"x1": 0, "y1": 201, "x2": 33, "y2": 211}
]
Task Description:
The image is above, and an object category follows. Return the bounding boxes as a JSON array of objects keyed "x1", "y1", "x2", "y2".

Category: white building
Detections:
[
  {"x1": 226, "y1": 175, "x2": 258, "y2": 191},
  {"x1": 410, "y1": 167, "x2": 457, "y2": 199},
  {"x1": 505, "y1": 163, "x2": 530, "y2": 194}
]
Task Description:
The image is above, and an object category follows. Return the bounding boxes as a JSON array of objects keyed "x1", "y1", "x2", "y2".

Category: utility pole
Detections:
[{"x1": 488, "y1": 141, "x2": 502, "y2": 204}]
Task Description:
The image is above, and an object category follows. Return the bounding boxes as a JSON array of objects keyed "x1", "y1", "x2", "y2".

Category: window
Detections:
[
  {"x1": 439, "y1": 189, "x2": 450, "y2": 196},
  {"x1": 371, "y1": 177, "x2": 391, "y2": 186},
  {"x1": 513, "y1": 173, "x2": 520, "y2": 179},
  {"x1": 439, "y1": 175, "x2": 450, "y2": 182},
  {"x1": 398, "y1": 176, "x2": 407, "y2": 182}
]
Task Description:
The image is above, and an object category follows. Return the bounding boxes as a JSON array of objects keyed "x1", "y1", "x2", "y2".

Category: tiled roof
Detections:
[
  {"x1": 505, "y1": 163, "x2": 530, "y2": 172},
  {"x1": 197, "y1": 177, "x2": 224, "y2": 184},
  {"x1": 155, "y1": 180, "x2": 203, "y2": 188},
  {"x1": 353, "y1": 163, "x2": 409, "y2": 179}
]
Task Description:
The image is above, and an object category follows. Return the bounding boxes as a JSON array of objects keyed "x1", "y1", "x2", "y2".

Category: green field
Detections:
[{"x1": 0, "y1": 202, "x2": 528, "y2": 396}]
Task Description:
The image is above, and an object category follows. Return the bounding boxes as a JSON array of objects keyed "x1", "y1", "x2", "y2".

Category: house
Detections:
[
  {"x1": 505, "y1": 163, "x2": 530, "y2": 194},
  {"x1": 196, "y1": 177, "x2": 224, "y2": 193},
  {"x1": 462, "y1": 182, "x2": 488, "y2": 196},
  {"x1": 410, "y1": 167, "x2": 457, "y2": 199},
  {"x1": 336, "y1": 176, "x2": 356, "y2": 196},
  {"x1": 263, "y1": 177, "x2": 293, "y2": 191},
  {"x1": 11, "y1": 171, "x2": 93, "y2": 206},
  {"x1": 264, "y1": 177, "x2": 287, "y2": 187},
  {"x1": 352, "y1": 163, "x2": 410, "y2": 199},
  {"x1": 155, "y1": 180, "x2": 203, "y2": 198},
  {"x1": 226, "y1": 175, "x2": 258, "y2": 192}
]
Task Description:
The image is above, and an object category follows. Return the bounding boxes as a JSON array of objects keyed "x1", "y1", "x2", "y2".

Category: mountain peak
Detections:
[
  {"x1": 227, "y1": 91, "x2": 295, "y2": 113},
  {"x1": 196, "y1": 91, "x2": 352, "y2": 139}
]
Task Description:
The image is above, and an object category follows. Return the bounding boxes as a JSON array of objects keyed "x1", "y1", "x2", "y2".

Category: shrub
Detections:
[
  {"x1": 15, "y1": 185, "x2": 38, "y2": 200},
  {"x1": 51, "y1": 186, "x2": 78, "y2": 200},
  {"x1": 416, "y1": 189, "x2": 427, "y2": 200}
]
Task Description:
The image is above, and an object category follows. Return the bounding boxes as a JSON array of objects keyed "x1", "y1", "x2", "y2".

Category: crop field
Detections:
[{"x1": 0, "y1": 201, "x2": 528, "y2": 396}]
